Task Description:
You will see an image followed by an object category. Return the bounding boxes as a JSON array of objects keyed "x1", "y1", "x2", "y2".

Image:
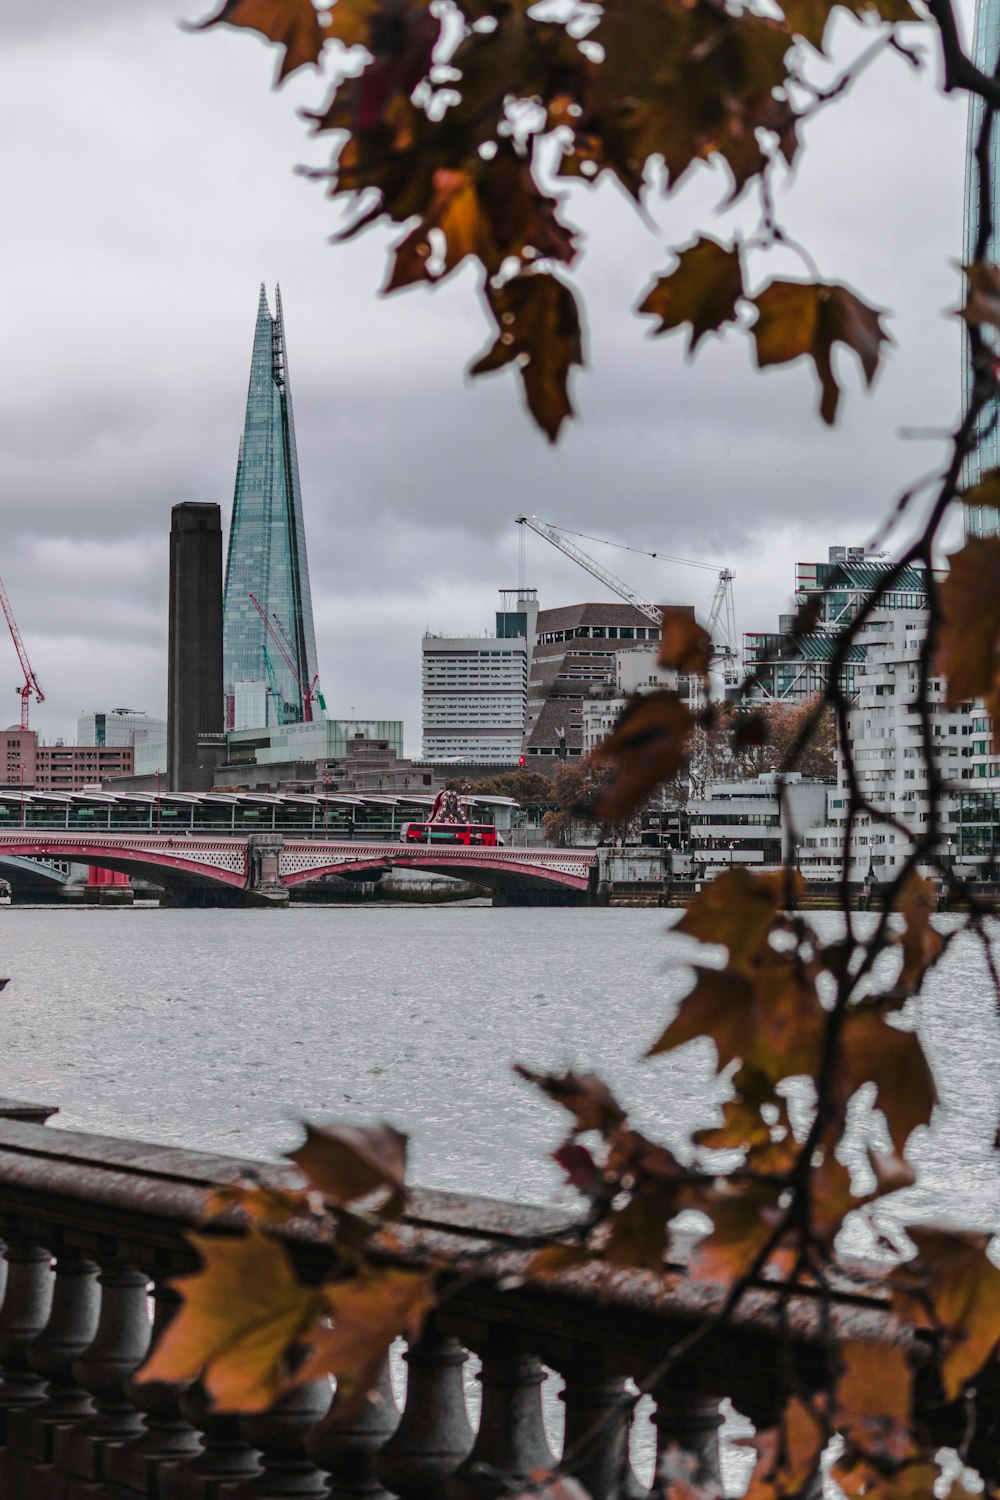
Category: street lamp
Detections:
[
  {"x1": 155, "y1": 768, "x2": 161, "y2": 835},
  {"x1": 728, "y1": 840, "x2": 735, "y2": 866},
  {"x1": 795, "y1": 842, "x2": 802, "y2": 873},
  {"x1": 323, "y1": 774, "x2": 330, "y2": 838}
]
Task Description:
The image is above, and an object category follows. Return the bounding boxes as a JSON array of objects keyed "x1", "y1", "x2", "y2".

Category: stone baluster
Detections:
[
  {"x1": 559, "y1": 1360, "x2": 641, "y2": 1500},
  {"x1": 450, "y1": 1341, "x2": 554, "y2": 1500},
  {"x1": 309, "y1": 1357, "x2": 398, "y2": 1499},
  {"x1": 0, "y1": 1236, "x2": 54, "y2": 1433},
  {"x1": 376, "y1": 1329, "x2": 472, "y2": 1500},
  {"x1": 651, "y1": 1381, "x2": 724, "y2": 1499},
  {"x1": 106, "y1": 1282, "x2": 203, "y2": 1496},
  {"x1": 229, "y1": 1368, "x2": 333, "y2": 1498},
  {"x1": 5, "y1": 1249, "x2": 101, "y2": 1465},
  {"x1": 161, "y1": 1382, "x2": 263, "y2": 1498},
  {"x1": 53, "y1": 1258, "x2": 153, "y2": 1484}
]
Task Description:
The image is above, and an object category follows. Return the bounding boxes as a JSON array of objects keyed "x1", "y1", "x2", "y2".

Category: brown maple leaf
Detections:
[
  {"x1": 195, "y1": 0, "x2": 328, "y2": 82},
  {"x1": 751, "y1": 279, "x2": 889, "y2": 424},
  {"x1": 936, "y1": 538, "x2": 1000, "y2": 743},
  {"x1": 471, "y1": 272, "x2": 584, "y2": 441},
  {"x1": 638, "y1": 237, "x2": 745, "y2": 354}
]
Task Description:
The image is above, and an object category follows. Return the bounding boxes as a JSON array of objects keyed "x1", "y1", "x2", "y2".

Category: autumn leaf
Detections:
[
  {"x1": 894, "y1": 1227, "x2": 1000, "y2": 1400},
  {"x1": 936, "y1": 538, "x2": 1000, "y2": 742},
  {"x1": 741, "y1": 1399, "x2": 824, "y2": 1500},
  {"x1": 674, "y1": 868, "x2": 787, "y2": 969},
  {"x1": 287, "y1": 1121, "x2": 408, "y2": 1212},
  {"x1": 658, "y1": 606, "x2": 714, "y2": 675},
  {"x1": 514, "y1": 1064, "x2": 627, "y2": 1134},
  {"x1": 638, "y1": 238, "x2": 745, "y2": 354},
  {"x1": 509, "y1": 1476, "x2": 591, "y2": 1500},
  {"x1": 137, "y1": 1229, "x2": 324, "y2": 1411},
  {"x1": 195, "y1": 0, "x2": 328, "y2": 82},
  {"x1": 553, "y1": 1142, "x2": 601, "y2": 1192},
  {"x1": 961, "y1": 260, "x2": 1000, "y2": 331},
  {"x1": 693, "y1": 1069, "x2": 796, "y2": 1173},
  {"x1": 204, "y1": 1181, "x2": 310, "y2": 1225},
  {"x1": 687, "y1": 1179, "x2": 791, "y2": 1287},
  {"x1": 961, "y1": 467, "x2": 1000, "y2": 511},
  {"x1": 751, "y1": 279, "x2": 889, "y2": 424},
  {"x1": 299, "y1": 1267, "x2": 437, "y2": 1420},
  {"x1": 385, "y1": 169, "x2": 484, "y2": 292},
  {"x1": 839, "y1": 1009, "x2": 937, "y2": 1154},
  {"x1": 780, "y1": 0, "x2": 918, "y2": 51},
  {"x1": 835, "y1": 1340, "x2": 913, "y2": 1461},
  {"x1": 895, "y1": 871, "x2": 946, "y2": 997},
  {"x1": 604, "y1": 1181, "x2": 678, "y2": 1270},
  {"x1": 471, "y1": 272, "x2": 583, "y2": 441},
  {"x1": 386, "y1": 152, "x2": 576, "y2": 292},
  {"x1": 587, "y1": 690, "x2": 693, "y2": 820},
  {"x1": 527, "y1": 1243, "x2": 593, "y2": 1278}
]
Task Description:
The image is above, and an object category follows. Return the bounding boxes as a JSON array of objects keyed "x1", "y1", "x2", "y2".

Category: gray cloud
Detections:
[{"x1": 0, "y1": 0, "x2": 975, "y2": 750}]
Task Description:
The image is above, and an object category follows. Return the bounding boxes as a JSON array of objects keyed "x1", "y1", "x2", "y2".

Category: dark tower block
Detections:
[{"x1": 168, "y1": 503, "x2": 223, "y2": 793}]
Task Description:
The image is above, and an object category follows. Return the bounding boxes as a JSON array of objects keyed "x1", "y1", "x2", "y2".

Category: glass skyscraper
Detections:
[
  {"x1": 964, "y1": 0, "x2": 1000, "y2": 535},
  {"x1": 223, "y1": 285, "x2": 321, "y2": 729}
]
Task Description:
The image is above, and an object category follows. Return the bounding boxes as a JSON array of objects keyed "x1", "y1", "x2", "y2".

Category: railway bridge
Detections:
[{"x1": 0, "y1": 832, "x2": 598, "y2": 905}]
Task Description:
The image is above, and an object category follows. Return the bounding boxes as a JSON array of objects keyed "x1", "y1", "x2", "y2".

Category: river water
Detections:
[{"x1": 0, "y1": 902, "x2": 997, "y2": 1238}]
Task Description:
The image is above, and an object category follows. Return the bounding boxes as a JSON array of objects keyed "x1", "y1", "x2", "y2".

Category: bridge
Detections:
[{"x1": 0, "y1": 832, "x2": 597, "y2": 904}]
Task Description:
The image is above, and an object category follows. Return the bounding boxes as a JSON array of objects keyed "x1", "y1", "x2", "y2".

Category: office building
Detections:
[
  {"x1": 524, "y1": 603, "x2": 662, "y2": 757},
  {"x1": 0, "y1": 729, "x2": 132, "y2": 791},
  {"x1": 77, "y1": 709, "x2": 167, "y2": 749},
  {"x1": 223, "y1": 285, "x2": 321, "y2": 730},
  {"x1": 744, "y1": 546, "x2": 930, "y2": 703},
  {"x1": 422, "y1": 592, "x2": 537, "y2": 764},
  {"x1": 964, "y1": 0, "x2": 1000, "y2": 535},
  {"x1": 688, "y1": 773, "x2": 829, "y2": 870},
  {"x1": 167, "y1": 503, "x2": 224, "y2": 793}
]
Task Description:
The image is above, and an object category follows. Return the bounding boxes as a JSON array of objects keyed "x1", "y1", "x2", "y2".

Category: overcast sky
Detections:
[{"x1": 0, "y1": 0, "x2": 977, "y2": 752}]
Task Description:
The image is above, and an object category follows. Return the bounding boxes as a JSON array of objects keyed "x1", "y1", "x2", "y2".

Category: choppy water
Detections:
[{"x1": 0, "y1": 904, "x2": 995, "y2": 1234}]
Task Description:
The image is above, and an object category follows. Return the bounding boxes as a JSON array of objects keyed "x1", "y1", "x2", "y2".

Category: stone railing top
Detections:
[{"x1": 0, "y1": 1109, "x2": 911, "y2": 1373}]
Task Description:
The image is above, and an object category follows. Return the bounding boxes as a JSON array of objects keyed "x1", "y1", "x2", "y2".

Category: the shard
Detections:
[
  {"x1": 223, "y1": 285, "x2": 321, "y2": 729},
  {"x1": 963, "y1": 0, "x2": 1000, "y2": 536}
]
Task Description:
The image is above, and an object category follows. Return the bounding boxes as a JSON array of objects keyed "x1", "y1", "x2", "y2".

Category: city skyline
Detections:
[{"x1": 0, "y1": 1, "x2": 975, "y2": 753}]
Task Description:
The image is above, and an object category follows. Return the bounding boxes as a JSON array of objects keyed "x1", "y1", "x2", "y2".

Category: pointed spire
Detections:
[
  {"x1": 274, "y1": 283, "x2": 283, "y2": 329},
  {"x1": 257, "y1": 282, "x2": 270, "y2": 318}
]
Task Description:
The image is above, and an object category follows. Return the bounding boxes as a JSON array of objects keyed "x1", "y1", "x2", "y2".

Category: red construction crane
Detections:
[
  {"x1": 0, "y1": 577, "x2": 44, "y2": 730},
  {"x1": 247, "y1": 592, "x2": 321, "y2": 723}
]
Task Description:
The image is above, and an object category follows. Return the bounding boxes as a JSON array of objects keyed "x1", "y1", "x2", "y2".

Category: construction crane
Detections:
[
  {"x1": 269, "y1": 610, "x2": 328, "y2": 714},
  {"x1": 0, "y1": 577, "x2": 44, "y2": 729},
  {"x1": 261, "y1": 645, "x2": 285, "y2": 726},
  {"x1": 248, "y1": 593, "x2": 324, "y2": 723},
  {"x1": 514, "y1": 515, "x2": 740, "y2": 684}
]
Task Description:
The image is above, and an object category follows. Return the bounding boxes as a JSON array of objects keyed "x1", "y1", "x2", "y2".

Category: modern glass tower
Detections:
[
  {"x1": 964, "y1": 0, "x2": 1000, "y2": 535},
  {"x1": 223, "y1": 285, "x2": 321, "y2": 729}
]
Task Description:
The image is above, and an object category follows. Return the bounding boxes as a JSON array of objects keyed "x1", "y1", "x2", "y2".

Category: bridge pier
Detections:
[{"x1": 246, "y1": 834, "x2": 289, "y2": 907}]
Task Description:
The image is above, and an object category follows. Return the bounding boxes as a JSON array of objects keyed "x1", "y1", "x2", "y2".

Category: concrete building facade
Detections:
[
  {"x1": 524, "y1": 603, "x2": 661, "y2": 758},
  {"x1": 688, "y1": 772, "x2": 829, "y2": 870},
  {"x1": 421, "y1": 593, "x2": 537, "y2": 764},
  {"x1": 1, "y1": 729, "x2": 132, "y2": 791}
]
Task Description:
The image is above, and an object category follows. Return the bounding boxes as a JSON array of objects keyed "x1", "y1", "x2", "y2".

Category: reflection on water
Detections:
[{"x1": 0, "y1": 906, "x2": 995, "y2": 1233}]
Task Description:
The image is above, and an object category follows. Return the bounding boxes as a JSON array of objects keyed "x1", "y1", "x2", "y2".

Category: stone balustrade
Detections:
[{"x1": 0, "y1": 1099, "x2": 981, "y2": 1499}]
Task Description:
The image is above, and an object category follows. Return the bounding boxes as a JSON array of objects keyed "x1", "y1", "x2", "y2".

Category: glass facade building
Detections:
[
  {"x1": 223, "y1": 285, "x2": 320, "y2": 729},
  {"x1": 964, "y1": 0, "x2": 1000, "y2": 535}
]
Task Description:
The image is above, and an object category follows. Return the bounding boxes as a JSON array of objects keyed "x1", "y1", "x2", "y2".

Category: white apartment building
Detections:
[
  {"x1": 688, "y1": 772, "x2": 829, "y2": 869},
  {"x1": 77, "y1": 708, "x2": 167, "y2": 748},
  {"x1": 799, "y1": 610, "x2": 973, "y2": 880},
  {"x1": 422, "y1": 634, "x2": 529, "y2": 763}
]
